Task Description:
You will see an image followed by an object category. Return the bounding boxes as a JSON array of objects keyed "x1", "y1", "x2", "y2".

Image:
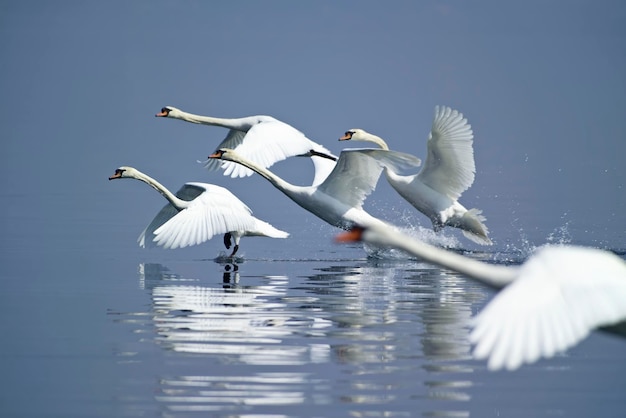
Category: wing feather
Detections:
[
  {"x1": 203, "y1": 130, "x2": 247, "y2": 173},
  {"x1": 203, "y1": 121, "x2": 333, "y2": 179},
  {"x1": 151, "y1": 183, "x2": 257, "y2": 249},
  {"x1": 416, "y1": 106, "x2": 475, "y2": 200},
  {"x1": 317, "y1": 148, "x2": 421, "y2": 209},
  {"x1": 470, "y1": 246, "x2": 626, "y2": 371},
  {"x1": 137, "y1": 184, "x2": 205, "y2": 248}
]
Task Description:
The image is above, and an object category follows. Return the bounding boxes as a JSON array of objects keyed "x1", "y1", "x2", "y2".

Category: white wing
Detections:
[
  {"x1": 137, "y1": 184, "x2": 205, "y2": 248},
  {"x1": 203, "y1": 129, "x2": 247, "y2": 173},
  {"x1": 310, "y1": 154, "x2": 337, "y2": 187},
  {"x1": 317, "y1": 148, "x2": 421, "y2": 209},
  {"x1": 204, "y1": 121, "x2": 334, "y2": 179},
  {"x1": 416, "y1": 106, "x2": 475, "y2": 200},
  {"x1": 152, "y1": 183, "x2": 257, "y2": 249},
  {"x1": 470, "y1": 245, "x2": 626, "y2": 371}
]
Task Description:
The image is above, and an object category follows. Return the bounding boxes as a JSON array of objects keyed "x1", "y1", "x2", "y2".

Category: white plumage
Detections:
[
  {"x1": 109, "y1": 166, "x2": 288, "y2": 256},
  {"x1": 340, "y1": 106, "x2": 491, "y2": 245},
  {"x1": 209, "y1": 147, "x2": 422, "y2": 231},
  {"x1": 335, "y1": 224, "x2": 626, "y2": 371},
  {"x1": 470, "y1": 245, "x2": 626, "y2": 371},
  {"x1": 156, "y1": 106, "x2": 336, "y2": 185}
]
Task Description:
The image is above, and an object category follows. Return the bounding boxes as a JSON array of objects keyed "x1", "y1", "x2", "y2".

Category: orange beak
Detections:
[
  {"x1": 208, "y1": 151, "x2": 222, "y2": 159},
  {"x1": 155, "y1": 110, "x2": 168, "y2": 117},
  {"x1": 339, "y1": 132, "x2": 352, "y2": 141},
  {"x1": 108, "y1": 172, "x2": 122, "y2": 180},
  {"x1": 334, "y1": 227, "x2": 364, "y2": 243}
]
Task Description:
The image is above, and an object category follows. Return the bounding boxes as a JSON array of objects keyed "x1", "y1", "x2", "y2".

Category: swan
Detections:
[
  {"x1": 208, "y1": 147, "x2": 422, "y2": 231},
  {"x1": 335, "y1": 224, "x2": 626, "y2": 371},
  {"x1": 156, "y1": 106, "x2": 337, "y2": 186},
  {"x1": 340, "y1": 106, "x2": 492, "y2": 245},
  {"x1": 108, "y1": 166, "x2": 289, "y2": 256}
]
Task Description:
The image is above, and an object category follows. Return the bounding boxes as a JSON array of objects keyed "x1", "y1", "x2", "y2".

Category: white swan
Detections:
[
  {"x1": 209, "y1": 148, "x2": 422, "y2": 230},
  {"x1": 335, "y1": 225, "x2": 626, "y2": 371},
  {"x1": 109, "y1": 166, "x2": 289, "y2": 256},
  {"x1": 340, "y1": 106, "x2": 492, "y2": 245},
  {"x1": 156, "y1": 106, "x2": 337, "y2": 186}
]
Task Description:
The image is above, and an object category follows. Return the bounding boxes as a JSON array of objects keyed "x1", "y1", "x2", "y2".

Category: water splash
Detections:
[
  {"x1": 546, "y1": 221, "x2": 572, "y2": 245},
  {"x1": 363, "y1": 225, "x2": 462, "y2": 260},
  {"x1": 495, "y1": 221, "x2": 574, "y2": 265}
]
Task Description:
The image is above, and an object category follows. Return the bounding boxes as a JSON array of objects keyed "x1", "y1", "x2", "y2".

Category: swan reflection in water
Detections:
[
  {"x1": 303, "y1": 260, "x2": 486, "y2": 363},
  {"x1": 137, "y1": 262, "x2": 331, "y2": 365},
  {"x1": 124, "y1": 263, "x2": 333, "y2": 414},
  {"x1": 115, "y1": 260, "x2": 490, "y2": 415},
  {"x1": 303, "y1": 260, "x2": 486, "y2": 407}
]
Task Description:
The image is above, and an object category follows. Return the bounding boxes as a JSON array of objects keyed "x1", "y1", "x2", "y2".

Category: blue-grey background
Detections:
[{"x1": 1, "y1": 2, "x2": 625, "y2": 417}]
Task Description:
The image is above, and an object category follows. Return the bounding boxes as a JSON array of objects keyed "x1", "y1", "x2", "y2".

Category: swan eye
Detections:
[
  {"x1": 116, "y1": 169, "x2": 125, "y2": 175},
  {"x1": 160, "y1": 107, "x2": 169, "y2": 114}
]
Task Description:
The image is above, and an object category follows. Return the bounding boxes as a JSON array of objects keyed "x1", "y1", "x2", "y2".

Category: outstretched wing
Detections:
[
  {"x1": 151, "y1": 183, "x2": 256, "y2": 249},
  {"x1": 137, "y1": 184, "x2": 205, "y2": 248},
  {"x1": 416, "y1": 106, "x2": 475, "y2": 200},
  {"x1": 203, "y1": 129, "x2": 247, "y2": 173},
  {"x1": 203, "y1": 121, "x2": 334, "y2": 179},
  {"x1": 470, "y1": 245, "x2": 626, "y2": 371},
  {"x1": 317, "y1": 148, "x2": 421, "y2": 209}
]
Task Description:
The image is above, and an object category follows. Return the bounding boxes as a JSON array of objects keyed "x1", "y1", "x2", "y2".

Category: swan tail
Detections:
[
  {"x1": 249, "y1": 218, "x2": 290, "y2": 239},
  {"x1": 459, "y1": 208, "x2": 493, "y2": 245}
]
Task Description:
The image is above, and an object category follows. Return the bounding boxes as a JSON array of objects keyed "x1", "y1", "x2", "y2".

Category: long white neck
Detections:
[
  {"x1": 129, "y1": 170, "x2": 189, "y2": 210},
  {"x1": 220, "y1": 152, "x2": 301, "y2": 197},
  {"x1": 357, "y1": 132, "x2": 390, "y2": 150},
  {"x1": 171, "y1": 110, "x2": 255, "y2": 131},
  {"x1": 373, "y1": 228, "x2": 518, "y2": 288}
]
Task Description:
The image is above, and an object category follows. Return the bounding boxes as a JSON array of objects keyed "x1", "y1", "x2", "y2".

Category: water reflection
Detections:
[
  {"x1": 112, "y1": 259, "x2": 492, "y2": 416},
  {"x1": 137, "y1": 263, "x2": 331, "y2": 365}
]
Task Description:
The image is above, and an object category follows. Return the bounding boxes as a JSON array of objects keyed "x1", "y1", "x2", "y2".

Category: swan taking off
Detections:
[
  {"x1": 335, "y1": 224, "x2": 626, "y2": 371},
  {"x1": 209, "y1": 147, "x2": 422, "y2": 231},
  {"x1": 156, "y1": 106, "x2": 337, "y2": 186},
  {"x1": 340, "y1": 106, "x2": 492, "y2": 245},
  {"x1": 109, "y1": 166, "x2": 288, "y2": 256}
]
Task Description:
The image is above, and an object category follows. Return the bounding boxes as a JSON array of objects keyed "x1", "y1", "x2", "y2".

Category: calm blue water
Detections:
[{"x1": 1, "y1": 189, "x2": 625, "y2": 418}]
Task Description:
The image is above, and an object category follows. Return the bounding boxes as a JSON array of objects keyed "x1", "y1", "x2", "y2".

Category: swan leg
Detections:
[
  {"x1": 229, "y1": 233, "x2": 242, "y2": 257},
  {"x1": 223, "y1": 232, "x2": 232, "y2": 249}
]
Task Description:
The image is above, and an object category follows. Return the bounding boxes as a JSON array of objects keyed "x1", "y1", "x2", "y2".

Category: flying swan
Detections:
[
  {"x1": 340, "y1": 106, "x2": 492, "y2": 245},
  {"x1": 156, "y1": 105, "x2": 337, "y2": 186},
  {"x1": 335, "y1": 224, "x2": 626, "y2": 371},
  {"x1": 109, "y1": 166, "x2": 289, "y2": 256},
  {"x1": 209, "y1": 148, "x2": 422, "y2": 231}
]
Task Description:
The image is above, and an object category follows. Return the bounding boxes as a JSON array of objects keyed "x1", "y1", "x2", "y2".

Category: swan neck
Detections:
[
  {"x1": 393, "y1": 233, "x2": 517, "y2": 287},
  {"x1": 225, "y1": 154, "x2": 293, "y2": 192},
  {"x1": 362, "y1": 133, "x2": 389, "y2": 150},
  {"x1": 175, "y1": 111, "x2": 235, "y2": 127},
  {"x1": 132, "y1": 171, "x2": 187, "y2": 210}
]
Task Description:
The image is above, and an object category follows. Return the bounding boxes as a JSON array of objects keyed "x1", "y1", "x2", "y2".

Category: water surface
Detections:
[{"x1": 2, "y1": 202, "x2": 624, "y2": 417}]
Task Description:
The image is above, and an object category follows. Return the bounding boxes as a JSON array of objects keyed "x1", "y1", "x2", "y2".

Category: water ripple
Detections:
[{"x1": 109, "y1": 260, "x2": 494, "y2": 416}]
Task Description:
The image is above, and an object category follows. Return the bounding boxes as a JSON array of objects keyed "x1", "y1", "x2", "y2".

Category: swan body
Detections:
[
  {"x1": 209, "y1": 148, "x2": 422, "y2": 231},
  {"x1": 340, "y1": 106, "x2": 491, "y2": 245},
  {"x1": 109, "y1": 166, "x2": 288, "y2": 256},
  {"x1": 335, "y1": 225, "x2": 626, "y2": 371},
  {"x1": 157, "y1": 106, "x2": 337, "y2": 185}
]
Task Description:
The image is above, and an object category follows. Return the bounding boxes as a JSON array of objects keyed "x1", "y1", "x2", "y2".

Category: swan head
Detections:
[
  {"x1": 339, "y1": 129, "x2": 389, "y2": 150},
  {"x1": 335, "y1": 224, "x2": 401, "y2": 247},
  {"x1": 155, "y1": 106, "x2": 182, "y2": 118},
  {"x1": 339, "y1": 129, "x2": 362, "y2": 141},
  {"x1": 334, "y1": 225, "x2": 367, "y2": 244},
  {"x1": 208, "y1": 149, "x2": 234, "y2": 161},
  {"x1": 109, "y1": 166, "x2": 139, "y2": 180}
]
